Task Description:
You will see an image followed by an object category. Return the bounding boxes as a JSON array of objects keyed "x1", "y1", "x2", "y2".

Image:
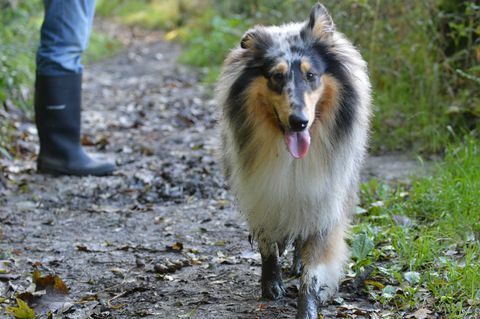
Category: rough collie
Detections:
[{"x1": 217, "y1": 2, "x2": 372, "y2": 318}]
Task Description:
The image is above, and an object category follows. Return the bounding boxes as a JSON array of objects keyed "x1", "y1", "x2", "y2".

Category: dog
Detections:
[{"x1": 217, "y1": 2, "x2": 371, "y2": 318}]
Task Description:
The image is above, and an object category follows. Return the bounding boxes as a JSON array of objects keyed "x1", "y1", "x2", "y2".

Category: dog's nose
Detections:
[{"x1": 289, "y1": 114, "x2": 308, "y2": 131}]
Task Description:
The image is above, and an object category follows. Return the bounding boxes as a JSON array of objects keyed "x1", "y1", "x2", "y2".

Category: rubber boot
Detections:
[{"x1": 35, "y1": 73, "x2": 116, "y2": 176}]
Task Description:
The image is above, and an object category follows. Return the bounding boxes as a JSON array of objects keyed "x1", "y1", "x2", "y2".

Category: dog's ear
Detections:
[
  {"x1": 240, "y1": 27, "x2": 272, "y2": 51},
  {"x1": 303, "y1": 2, "x2": 334, "y2": 39},
  {"x1": 240, "y1": 32, "x2": 255, "y2": 49}
]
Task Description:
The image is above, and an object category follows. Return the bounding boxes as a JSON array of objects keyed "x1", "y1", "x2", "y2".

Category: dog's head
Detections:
[{"x1": 238, "y1": 3, "x2": 342, "y2": 159}]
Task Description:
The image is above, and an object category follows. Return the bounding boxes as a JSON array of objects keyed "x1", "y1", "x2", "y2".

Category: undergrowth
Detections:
[{"x1": 352, "y1": 135, "x2": 479, "y2": 317}]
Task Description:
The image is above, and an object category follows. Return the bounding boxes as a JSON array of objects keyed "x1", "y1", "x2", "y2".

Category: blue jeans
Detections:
[{"x1": 36, "y1": 0, "x2": 96, "y2": 76}]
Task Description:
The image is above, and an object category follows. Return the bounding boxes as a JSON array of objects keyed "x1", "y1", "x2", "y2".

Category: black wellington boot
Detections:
[{"x1": 35, "y1": 73, "x2": 116, "y2": 176}]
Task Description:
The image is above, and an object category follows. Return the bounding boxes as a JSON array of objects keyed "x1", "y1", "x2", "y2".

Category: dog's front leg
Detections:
[
  {"x1": 259, "y1": 238, "x2": 285, "y2": 300},
  {"x1": 291, "y1": 237, "x2": 302, "y2": 277},
  {"x1": 296, "y1": 224, "x2": 348, "y2": 319}
]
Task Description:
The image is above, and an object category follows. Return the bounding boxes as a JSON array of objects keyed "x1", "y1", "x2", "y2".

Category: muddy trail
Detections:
[{"x1": 0, "y1": 23, "x2": 424, "y2": 319}]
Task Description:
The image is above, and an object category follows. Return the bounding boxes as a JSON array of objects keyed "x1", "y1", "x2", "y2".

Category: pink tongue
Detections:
[{"x1": 284, "y1": 130, "x2": 311, "y2": 159}]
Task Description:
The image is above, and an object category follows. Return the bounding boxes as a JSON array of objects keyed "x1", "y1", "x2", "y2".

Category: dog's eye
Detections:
[
  {"x1": 272, "y1": 73, "x2": 285, "y2": 82},
  {"x1": 306, "y1": 72, "x2": 316, "y2": 82}
]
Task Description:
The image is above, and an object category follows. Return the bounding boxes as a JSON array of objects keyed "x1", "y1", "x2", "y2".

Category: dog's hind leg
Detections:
[
  {"x1": 296, "y1": 223, "x2": 348, "y2": 319},
  {"x1": 259, "y1": 237, "x2": 285, "y2": 300}
]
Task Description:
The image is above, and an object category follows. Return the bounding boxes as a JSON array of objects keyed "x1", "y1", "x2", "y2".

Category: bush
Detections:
[
  {"x1": 355, "y1": 135, "x2": 480, "y2": 317},
  {"x1": 0, "y1": 1, "x2": 41, "y2": 112},
  {"x1": 0, "y1": 0, "x2": 42, "y2": 158}
]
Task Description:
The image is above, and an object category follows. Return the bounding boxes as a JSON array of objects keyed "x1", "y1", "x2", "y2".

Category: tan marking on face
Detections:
[
  {"x1": 300, "y1": 60, "x2": 312, "y2": 75},
  {"x1": 245, "y1": 70, "x2": 292, "y2": 131},
  {"x1": 269, "y1": 60, "x2": 290, "y2": 127},
  {"x1": 314, "y1": 74, "x2": 341, "y2": 123},
  {"x1": 271, "y1": 60, "x2": 288, "y2": 75},
  {"x1": 272, "y1": 91, "x2": 291, "y2": 130},
  {"x1": 244, "y1": 77, "x2": 278, "y2": 131},
  {"x1": 244, "y1": 75, "x2": 292, "y2": 141},
  {"x1": 240, "y1": 77, "x2": 288, "y2": 176},
  {"x1": 304, "y1": 85, "x2": 324, "y2": 128}
]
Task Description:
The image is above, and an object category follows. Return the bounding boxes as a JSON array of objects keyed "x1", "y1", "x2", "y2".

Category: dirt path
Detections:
[{"x1": 0, "y1": 24, "x2": 425, "y2": 319}]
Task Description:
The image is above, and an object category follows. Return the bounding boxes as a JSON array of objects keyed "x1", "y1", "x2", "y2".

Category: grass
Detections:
[
  {"x1": 0, "y1": 1, "x2": 42, "y2": 158},
  {"x1": 176, "y1": 11, "x2": 250, "y2": 83},
  {"x1": 96, "y1": 0, "x2": 200, "y2": 30},
  {"x1": 351, "y1": 135, "x2": 479, "y2": 317},
  {"x1": 84, "y1": 31, "x2": 122, "y2": 65}
]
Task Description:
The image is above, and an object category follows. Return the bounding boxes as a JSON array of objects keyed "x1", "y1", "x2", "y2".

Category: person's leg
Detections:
[
  {"x1": 35, "y1": 0, "x2": 115, "y2": 176},
  {"x1": 37, "y1": 0, "x2": 95, "y2": 75}
]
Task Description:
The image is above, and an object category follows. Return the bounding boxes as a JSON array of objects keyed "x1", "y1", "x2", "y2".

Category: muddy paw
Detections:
[
  {"x1": 296, "y1": 292, "x2": 318, "y2": 319},
  {"x1": 261, "y1": 279, "x2": 286, "y2": 300},
  {"x1": 290, "y1": 259, "x2": 302, "y2": 277},
  {"x1": 317, "y1": 285, "x2": 336, "y2": 305}
]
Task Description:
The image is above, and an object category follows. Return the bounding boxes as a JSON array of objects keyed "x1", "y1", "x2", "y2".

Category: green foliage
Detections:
[
  {"x1": 0, "y1": 0, "x2": 42, "y2": 158},
  {"x1": 96, "y1": 0, "x2": 198, "y2": 30},
  {"x1": 351, "y1": 232, "x2": 375, "y2": 267},
  {"x1": 353, "y1": 136, "x2": 480, "y2": 317},
  {"x1": 177, "y1": 12, "x2": 250, "y2": 83},
  {"x1": 122, "y1": 0, "x2": 477, "y2": 154},
  {"x1": 0, "y1": 1, "x2": 41, "y2": 112},
  {"x1": 84, "y1": 31, "x2": 122, "y2": 65},
  {"x1": 6, "y1": 298, "x2": 36, "y2": 319}
]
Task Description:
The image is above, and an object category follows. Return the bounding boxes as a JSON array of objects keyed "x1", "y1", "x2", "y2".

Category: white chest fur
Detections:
[{"x1": 228, "y1": 134, "x2": 357, "y2": 242}]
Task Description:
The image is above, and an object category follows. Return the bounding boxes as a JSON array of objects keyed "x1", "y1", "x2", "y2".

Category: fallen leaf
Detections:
[
  {"x1": 79, "y1": 293, "x2": 99, "y2": 302},
  {"x1": 154, "y1": 258, "x2": 190, "y2": 274},
  {"x1": 364, "y1": 279, "x2": 385, "y2": 290},
  {"x1": 33, "y1": 270, "x2": 69, "y2": 294},
  {"x1": 81, "y1": 135, "x2": 95, "y2": 146},
  {"x1": 6, "y1": 298, "x2": 36, "y2": 319},
  {"x1": 166, "y1": 242, "x2": 183, "y2": 252},
  {"x1": 153, "y1": 264, "x2": 169, "y2": 274},
  {"x1": 26, "y1": 270, "x2": 73, "y2": 316},
  {"x1": 76, "y1": 244, "x2": 91, "y2": 252},
  {"x1": 216, "y1": 199, "x2": 230, "y2": 207},
  {"x1": 406, "y1": 308, "x2": 432, "y2": 319},
  {"x1": 213, "y1": 240, "x2": 227, "y2": 246},
  {"x1": 110, "y1": 268, "x2": 126, "y2": 279},
  {"x1": 134, "y1": 170, "x2": 155, "y2": 185}
]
